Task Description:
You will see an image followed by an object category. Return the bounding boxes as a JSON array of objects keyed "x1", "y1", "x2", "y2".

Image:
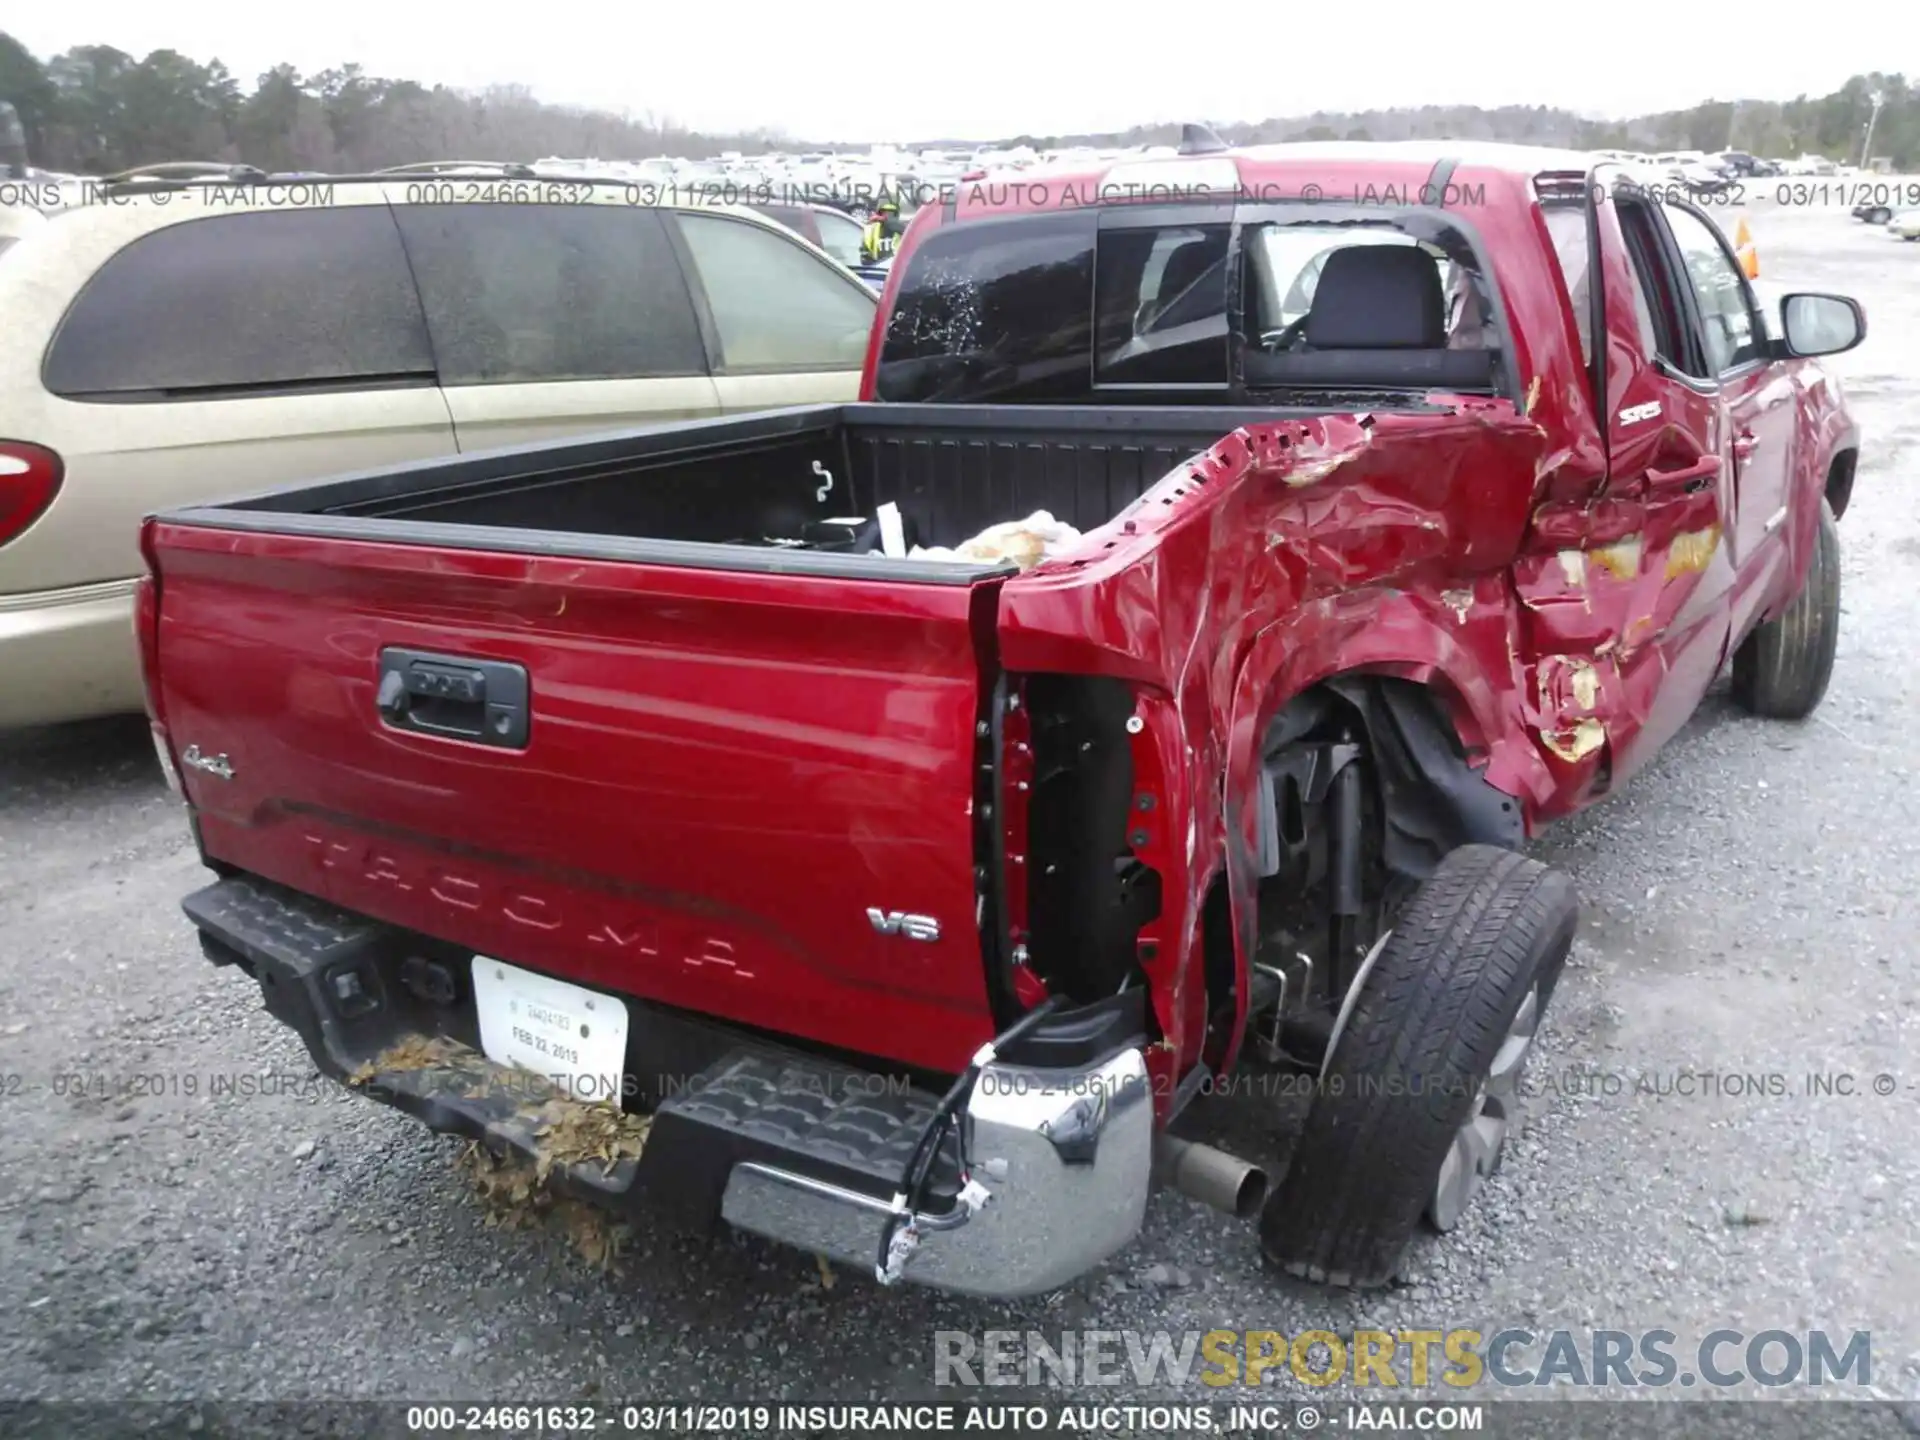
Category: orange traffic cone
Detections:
[{"x1": 1734, "y1": 217, "x2": 1760, "y2": 279}]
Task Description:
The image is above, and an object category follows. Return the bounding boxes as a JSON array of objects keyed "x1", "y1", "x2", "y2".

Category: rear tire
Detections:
[
  {"x1": 1731, "y1": 498, "x2": 1840, "y2": 720},
  {"x1": 1258, "y1": 845, "x2": 1577, "y2": 1288}
]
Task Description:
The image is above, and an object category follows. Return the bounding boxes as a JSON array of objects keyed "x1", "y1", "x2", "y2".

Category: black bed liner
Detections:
[{"x1": 150, "y1": 401, "x2": 1375, "y2": 584}]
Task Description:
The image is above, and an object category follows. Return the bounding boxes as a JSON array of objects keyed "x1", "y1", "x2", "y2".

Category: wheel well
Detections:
[
  {"x1": 1826, "y1": 449, "x2": 1857, "y2": 520},
  {"x1": 1255, "y1": 674, "x2": 1524, "y2": 895},
  {"x1": 1232, "y1": 675, "x2": 1525, "y2": 1024}
]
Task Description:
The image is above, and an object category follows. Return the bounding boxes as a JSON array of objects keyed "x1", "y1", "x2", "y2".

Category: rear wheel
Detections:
[
  {"x1": 1259, "y1": 844, "x2": 1577, "y2": 1287},
  {"x1": 1731, "y1": 498, "x2": 1840, "y2": 720}
]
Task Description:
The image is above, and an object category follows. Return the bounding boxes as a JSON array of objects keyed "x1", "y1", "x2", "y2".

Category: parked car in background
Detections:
[
  {"x1": 0, "y1": 169, "x2": 878, "y2": 730},
  {"x1": 1676, "y1": 159, "x2": 1737, "y2": 195},
  {"x1": 1852, "y1": 199, "x2": 1896, "y2": 224},
  {"x1": 1890, "y1": 210, "x2": 1920, "y2": 241},
  {"x1": 1713, "y1": 151, "x2": 1783, "y2": 179}
]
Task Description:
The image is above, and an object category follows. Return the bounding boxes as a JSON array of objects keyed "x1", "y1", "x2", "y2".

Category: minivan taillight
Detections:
[
  {"x1": 0, "y1": 441, "x2": 63, "y2": 547},
  {"x1": 135, "y1": 519, "x2": 167, "y2": 726}
]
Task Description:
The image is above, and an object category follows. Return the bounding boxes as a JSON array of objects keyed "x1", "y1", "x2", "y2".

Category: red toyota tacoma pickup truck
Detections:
[{"x1": 139, "y1": 141, "x2": 1865, "y2": 1293}]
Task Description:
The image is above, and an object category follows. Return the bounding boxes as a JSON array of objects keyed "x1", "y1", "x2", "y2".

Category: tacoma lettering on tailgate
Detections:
[{"x1": 302, "y1": 832, "x2": 752, "y2": 980}]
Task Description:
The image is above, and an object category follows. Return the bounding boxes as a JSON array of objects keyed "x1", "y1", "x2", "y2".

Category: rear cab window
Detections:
[
  {"x1": 874, "y1": 210, "x2": 1097, "y2": 402},
  {"x1": 1094, "y1": 222, "x2": 1230, "y2": 388},
  {"x1": 876, "y1": 202, "x2": 1503, "y2": 405}
]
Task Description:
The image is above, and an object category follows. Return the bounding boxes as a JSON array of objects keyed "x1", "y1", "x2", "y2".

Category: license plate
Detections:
[{"x1": 471, "y1": 956, "x2": 629, "y2": 1106}]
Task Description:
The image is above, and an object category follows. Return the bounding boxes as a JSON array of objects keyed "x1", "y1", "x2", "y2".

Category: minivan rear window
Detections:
[{"x1": 44, "y1": 208, "x2": 437, "y2": 401}]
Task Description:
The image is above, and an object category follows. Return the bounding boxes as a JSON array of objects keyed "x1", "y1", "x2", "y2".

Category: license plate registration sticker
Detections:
[{"x1": 471, "y1": 956, "x2": 629, "y2": 1106}]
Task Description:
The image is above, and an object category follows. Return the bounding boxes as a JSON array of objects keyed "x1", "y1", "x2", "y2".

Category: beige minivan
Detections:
[{"x1": 0, "y1": 176, "x2": 878, "y2": 729}]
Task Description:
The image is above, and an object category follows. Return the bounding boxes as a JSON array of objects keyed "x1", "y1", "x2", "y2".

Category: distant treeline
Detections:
[
  {"x1": 1002, "y1": 80, "x2": 1915, "y2": 168},
  {"x1": 1, "y1": 31, "x2": 1912, "y2": 174}
]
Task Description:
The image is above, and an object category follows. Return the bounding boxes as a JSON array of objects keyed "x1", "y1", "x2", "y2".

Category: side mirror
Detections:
[{"x1": 1778, "y1": 292, "x2": 1866, "y2": 358}]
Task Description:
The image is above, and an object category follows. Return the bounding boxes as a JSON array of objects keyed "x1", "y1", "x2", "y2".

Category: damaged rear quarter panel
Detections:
[{"x1": 996, "y1": 402, "x2": 1558, "y2": 1072}]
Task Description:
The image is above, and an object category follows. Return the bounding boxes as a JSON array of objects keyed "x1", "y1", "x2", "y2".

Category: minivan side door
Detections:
[
  {"x1": 387, "y1": 192, "x2": 721, "y2": 451},
  {"x1": 665, "y1": 210, "x2": 878, "y2": 414}
]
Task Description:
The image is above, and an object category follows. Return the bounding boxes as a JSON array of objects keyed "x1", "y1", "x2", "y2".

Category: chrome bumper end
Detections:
[{"x1": 719, "y1": 1046, "x2": 1154, "y2": 1298}]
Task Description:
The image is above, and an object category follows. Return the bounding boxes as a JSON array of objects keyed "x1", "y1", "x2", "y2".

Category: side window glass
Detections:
[
  {"x1": 1093, "y1": 223, "x2": 1230, "y2": 386},
  {"x1": 756, "y1": 205, "x2": 807, "y2": 231},
  {"x1": 1621, "y1": 251, "x2": 1660, "y2": 360},
  {"x1": 1541, "y1": 207, "x2": 1593, "y2": 367},
  {"x1": 391, "y1": 204, "x2": 708, "y2": 384},
  {"x1": 1615, "y1": 198, "x2": 1688, "y2": 365},
  {"x1": 45, "y1": 208, "x2": 435, "y2": 399},
  {"x1": 673, "y1": 213, "x2": 876, "y2": 372},
  {"x1": 813, "y1": 210, "x2": 867, "y2": 269},
  {"x1": 1661, "y1": 204, "x2": 1763, "y2": 374}
]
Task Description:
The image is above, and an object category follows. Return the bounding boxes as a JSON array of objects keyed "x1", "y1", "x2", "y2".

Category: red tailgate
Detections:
[{"x1": 149, "y1": 522, "x2": 1004, "y2": 1072}]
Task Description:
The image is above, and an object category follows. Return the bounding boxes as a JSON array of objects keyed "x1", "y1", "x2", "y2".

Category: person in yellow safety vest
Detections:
[
  {"x1": 861, "y1": 199, "x2": 907, "y2": 264},
  {"x1": 1734, "y1": 216, "x2": 1760, "y2": 279}
]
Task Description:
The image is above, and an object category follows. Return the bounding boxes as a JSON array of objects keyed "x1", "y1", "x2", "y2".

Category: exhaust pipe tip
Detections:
[
  {"x1": 1153, "y1": 1134, "x2": 1269, "y2": 1220},
  {"x1": 1224, "y1": 1164, "x2": 1269, "y2": 1220}
]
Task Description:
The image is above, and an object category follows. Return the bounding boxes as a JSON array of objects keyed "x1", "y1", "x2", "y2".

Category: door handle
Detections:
[
  {"x1": 1644, "y1": 455, "x2": 1720, "y2": 493},
  {"x1": 377, "y1": 648, "x2": 530, "y2": 748},
  {"x1": 1732, "y1": 431, "x2": 1759, "y2": 462}
]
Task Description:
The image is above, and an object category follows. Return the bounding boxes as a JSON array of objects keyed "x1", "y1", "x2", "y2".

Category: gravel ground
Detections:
[{"x1": 2, "y1": 202, "x2": 1917, "y2": 1438}]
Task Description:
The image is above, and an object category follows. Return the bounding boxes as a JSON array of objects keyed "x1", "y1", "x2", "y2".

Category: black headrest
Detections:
[{"x1": 1305, "y1": 245, "x2": 1446, "y2": 349}]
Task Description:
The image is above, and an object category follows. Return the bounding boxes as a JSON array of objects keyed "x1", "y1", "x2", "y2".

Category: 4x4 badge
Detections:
[{"x1": 181, "y1": 745, "x2": 234, "y2": 780}]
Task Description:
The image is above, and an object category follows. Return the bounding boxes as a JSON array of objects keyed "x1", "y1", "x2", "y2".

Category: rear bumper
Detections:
[
  {"x1": 0, "y1": 579, "x2": 144, "y2": 729},
  {"x1": 182, "y1": 873, "x2": 1153, "y2": 1297},
  {"x1": 722, "y1": 1045, "x2": 1153, "y2": 1295}
]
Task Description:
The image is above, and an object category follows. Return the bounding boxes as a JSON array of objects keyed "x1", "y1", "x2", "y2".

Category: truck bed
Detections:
[
  {"x1": 150, "y1": 400, "x2": 1370, "y2": 1076},
  {"x1": 163, "y1": 401, "x2": 1333, "y2": 579}
]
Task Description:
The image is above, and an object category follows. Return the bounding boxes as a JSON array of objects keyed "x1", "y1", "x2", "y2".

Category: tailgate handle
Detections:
[{"x1": 376, "y1": 648, "x2": 530, "y2": 748}]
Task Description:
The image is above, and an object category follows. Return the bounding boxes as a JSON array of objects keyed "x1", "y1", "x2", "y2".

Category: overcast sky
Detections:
[{"x1": 7, "y1": 2, "x2": 1888, "y2": 142}]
